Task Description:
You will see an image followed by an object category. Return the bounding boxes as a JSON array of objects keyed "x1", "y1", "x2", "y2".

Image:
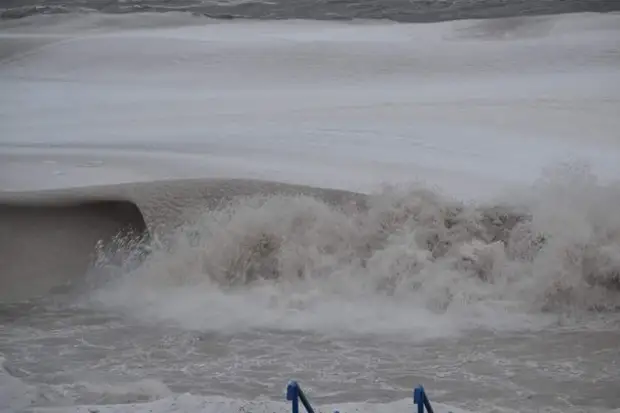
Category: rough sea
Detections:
[{"x1": 1, "y1": 1, "x2": 619, "y2": 413}]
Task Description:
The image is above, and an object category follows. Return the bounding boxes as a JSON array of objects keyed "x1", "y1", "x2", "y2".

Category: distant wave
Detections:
[{"x1": 1, "y1": 0, "x2": 619, "y2": 23}]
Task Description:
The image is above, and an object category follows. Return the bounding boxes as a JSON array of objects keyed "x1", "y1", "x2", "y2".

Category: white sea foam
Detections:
[
  {"x1": 82, "y1": 164, "x2": 620, "y2": 340},
  {"x1": 0, "y1": 355, "x2": 37, "y2": 412},
  {"x1": 32, "y1": 394, "x2": 473, "y2": 413}
]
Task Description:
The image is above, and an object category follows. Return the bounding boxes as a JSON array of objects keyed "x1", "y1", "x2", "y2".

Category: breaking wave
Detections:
[{"x1": 66, "y1": 163, "x2": 620, "y2": 336}]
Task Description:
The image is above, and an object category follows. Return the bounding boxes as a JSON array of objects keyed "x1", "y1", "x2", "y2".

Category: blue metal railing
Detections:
[
  {"x1": 413, "y1": 386, "x2": 435, "y2": 413},
  {"x1": 286, "y1": 380, "x2": 316, "y2": 413},
  {"x1": 285, "y1": 381, "x2": 438, "y2": 413}
]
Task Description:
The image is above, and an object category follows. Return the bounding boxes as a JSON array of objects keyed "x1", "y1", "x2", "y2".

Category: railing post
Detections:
[
  {"x1": 287, "y1": 381, "x2": 300, "y2": 413},
  {"x1": 414, "y1": 385, "x2": 435, "y2": 413},
  {"x1": 286, "y1": 380, "x2": 316, "y2": 413}
]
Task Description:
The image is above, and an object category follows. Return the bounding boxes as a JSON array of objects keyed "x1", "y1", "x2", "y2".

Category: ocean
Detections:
[{"x1": 1, "y1": 3, "x2": 620, "y2": 413}]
